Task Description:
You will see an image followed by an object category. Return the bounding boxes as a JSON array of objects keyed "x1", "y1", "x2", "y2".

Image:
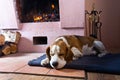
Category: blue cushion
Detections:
[{"x1": 28, "y1": 53, "x2": 120, "y2": 74}]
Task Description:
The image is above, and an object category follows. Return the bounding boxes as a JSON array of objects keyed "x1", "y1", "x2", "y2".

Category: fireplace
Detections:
[{"x1": 16, "y1": 0, "x2": 60, "y2": 23}]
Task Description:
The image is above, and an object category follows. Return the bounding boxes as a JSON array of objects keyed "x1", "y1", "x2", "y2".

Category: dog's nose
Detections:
[{"x1": 52, "y1": 62, "x2": 58, "y2": 67}]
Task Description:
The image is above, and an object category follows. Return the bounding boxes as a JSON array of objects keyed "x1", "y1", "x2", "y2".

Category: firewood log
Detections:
[
  {"x1": 2, "y1": 45, "x2": 11, "y2": 55},
  {"x1": 0, "y1": 48, "x2": 4, "y2": 56},
  {"x1": 0, "y1": 34, "x2": 5, "y2": 45},
  {"x1": 15, "y1": 32, "x2": 21, "y2": 44},
  {"x1": 10, "y1": 43, "x2": 17, "y2": 54}
]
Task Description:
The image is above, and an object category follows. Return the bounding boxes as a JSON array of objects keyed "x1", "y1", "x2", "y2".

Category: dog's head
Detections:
[{"x1": 46, "y1": 40, "x2": 73, "y2": 69}]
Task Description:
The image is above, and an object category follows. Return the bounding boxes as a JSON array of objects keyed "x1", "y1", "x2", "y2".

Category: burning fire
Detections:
[
  {"x1": 33, "y1": 16, "x2": 42, "y2": 22},
  {"x1": 32, "y1": 4, "x2": 58, "y2": 22},
  {"x1": 51, "y1": 4, "x2": 55, "y2": 9}
]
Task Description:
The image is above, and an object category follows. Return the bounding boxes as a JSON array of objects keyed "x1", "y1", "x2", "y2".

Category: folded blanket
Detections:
[{"x1": 28, "y1": 53, "x2": 120, "y2": 75}]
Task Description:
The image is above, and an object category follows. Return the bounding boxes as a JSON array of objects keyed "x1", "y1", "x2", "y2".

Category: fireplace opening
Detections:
[{"x1": 16, "y1": 0, "x2": 60, "y2": 23}]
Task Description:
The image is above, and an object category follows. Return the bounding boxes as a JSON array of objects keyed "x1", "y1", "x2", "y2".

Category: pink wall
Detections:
[
  {"x1": 3, "y1": 0, "x2": 120, "y2": 53},
  {"x1": 85, "y1": 0, "x2": 120, "y2": 52},
  {"x1": 18, "y1": 0, "x2": 85, "y2": 53},
  {"x1": 60, "y1": 0, "x2": 84, "y2": 28},
  {"x1": 18, "y1": 22, "x2": 84, "y2": 53},
  {"x1": 0, "y1": 0, "x2": 18, "y2": 29}
]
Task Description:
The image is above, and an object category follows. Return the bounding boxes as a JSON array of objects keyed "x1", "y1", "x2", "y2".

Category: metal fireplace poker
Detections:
[{"x1": 85, "y1": 3, "x2": 102, "y2": 40}]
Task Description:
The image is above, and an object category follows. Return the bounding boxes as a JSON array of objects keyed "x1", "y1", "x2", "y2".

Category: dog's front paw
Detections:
[
  {"x1": 98, "y1": 50, "x2": 108, "y2": 57},
  {"x1": 98, "y1": 52, "x2": 107, "y2": 57},
  {"x1": 41, "y1": 58, "x2": 49, "y2": 66}
]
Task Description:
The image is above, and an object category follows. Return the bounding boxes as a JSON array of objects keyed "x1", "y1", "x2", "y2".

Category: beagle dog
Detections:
[{"x1": 41, "y1": 35, "x2": 107, "y2": 69}]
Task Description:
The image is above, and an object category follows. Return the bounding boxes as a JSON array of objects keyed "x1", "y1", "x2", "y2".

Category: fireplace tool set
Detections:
[{"x1": 85, "y1": 4, "x2": 102, "y2": 40}]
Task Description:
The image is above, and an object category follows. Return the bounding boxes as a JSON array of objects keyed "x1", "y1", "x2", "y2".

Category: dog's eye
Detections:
[
  {"x1": 59, "y1": 54, "x2": 64, "y2": 56},
  {"x1": 50, "y1": 54, "x2": 54, "y2": 56}
]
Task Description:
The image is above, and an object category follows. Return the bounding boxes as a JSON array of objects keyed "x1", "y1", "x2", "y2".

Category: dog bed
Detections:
[{"x1": 28, "y1": 53, "x2": 120, "y2": 75}]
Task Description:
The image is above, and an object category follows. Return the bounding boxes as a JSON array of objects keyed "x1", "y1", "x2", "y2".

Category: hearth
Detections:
[{"x1": 16, "y1": 0, "x2": 60, "y2": 23}]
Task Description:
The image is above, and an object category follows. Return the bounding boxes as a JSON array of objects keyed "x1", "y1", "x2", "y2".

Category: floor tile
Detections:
[
  {"x1": 0, "y1": 61, "x2": 26, "y2": 72},
  {"x1": 15, "y1": 65, "x2": 50, "y2": 75},
  {"x1": 0, "y1": 53, "x2": 85, "y2": 78},
  {"x1": 47, "y1": 69, "x2": 85, "y2": 78}
]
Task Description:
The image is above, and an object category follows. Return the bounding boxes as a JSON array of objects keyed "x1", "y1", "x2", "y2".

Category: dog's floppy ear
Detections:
[
  {"x1": 65, "y1": 47, "x2": 73, "y2": 62},
  {"x1": 46, "y1": 46, "x2": 51, "y2": 60}
]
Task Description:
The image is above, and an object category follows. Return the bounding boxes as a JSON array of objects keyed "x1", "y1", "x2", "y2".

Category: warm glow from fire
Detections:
[
  {"x1": 51, "y1": 4, "x2": 55, "y2": 9},
  {"x1": 33, "y1": 16, "x2": 42, "y2": 22}
]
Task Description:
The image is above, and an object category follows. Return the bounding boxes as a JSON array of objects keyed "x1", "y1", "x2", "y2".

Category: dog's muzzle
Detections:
[{"x1": 52, "y1": 61, "x2": 58, "y2": 67}]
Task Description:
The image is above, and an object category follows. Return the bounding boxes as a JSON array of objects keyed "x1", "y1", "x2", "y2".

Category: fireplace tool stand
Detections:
[{"x1": 85, "y1": 4, "x2": 102, "y2": 40}]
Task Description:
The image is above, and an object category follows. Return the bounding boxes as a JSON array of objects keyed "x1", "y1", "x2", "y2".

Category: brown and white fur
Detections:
[{"x1": 41, "y1": 35, "x2": 107, "y2": 69}]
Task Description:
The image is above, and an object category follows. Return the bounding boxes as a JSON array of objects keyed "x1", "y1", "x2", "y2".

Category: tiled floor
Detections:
[{"x1": 0, "y1": 53, "x2": 85, "y2": 78}]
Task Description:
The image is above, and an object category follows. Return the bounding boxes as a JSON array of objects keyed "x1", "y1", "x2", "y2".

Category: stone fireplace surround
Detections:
[
  {"x1": 16, "y1": 0, "x2": 85, "y2": 29},
  {"x1": 17, "y1": 0, "x2": 85, "y2": 53},
  {"x1": 0, "y1": 0, "x2": 84, "y2": 29}
]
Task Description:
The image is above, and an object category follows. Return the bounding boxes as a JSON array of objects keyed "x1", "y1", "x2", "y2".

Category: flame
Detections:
[
  {"x1": 51, "y1": 4, "x2": 55, "y2": 9},
  {"x1": 33, "y1": 16, "x2": 42, "y2": 21}
]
